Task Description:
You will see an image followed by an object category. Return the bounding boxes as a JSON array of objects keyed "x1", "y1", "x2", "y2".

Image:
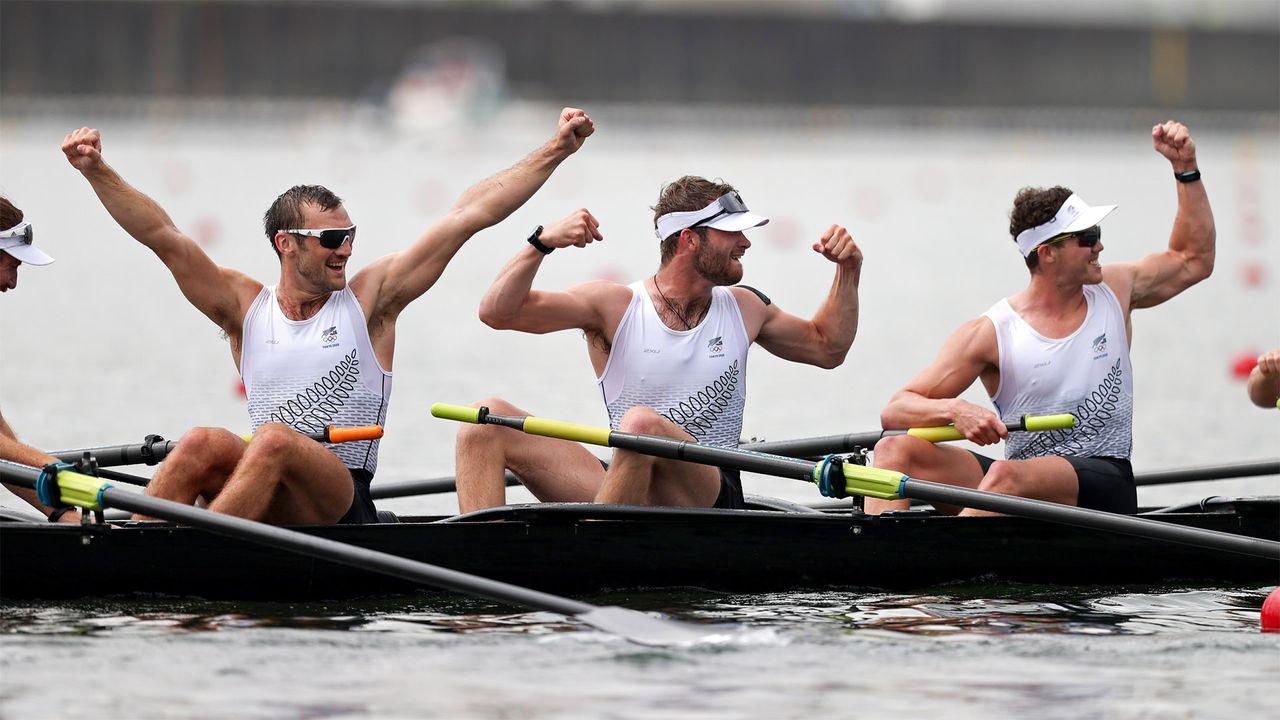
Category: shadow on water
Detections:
[{"x1": 1, "y1": 583, "x2": 1272, "y2": 639}]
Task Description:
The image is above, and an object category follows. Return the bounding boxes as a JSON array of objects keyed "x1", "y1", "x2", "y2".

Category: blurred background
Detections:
[{"x1": 1, "y1": 0, "x2": 1276, "y2": 516}]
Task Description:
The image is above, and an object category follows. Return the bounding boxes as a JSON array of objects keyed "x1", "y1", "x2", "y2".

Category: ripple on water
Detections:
[{"x1": 2, "y1": 585, "x2": 1277, "y2": 720}]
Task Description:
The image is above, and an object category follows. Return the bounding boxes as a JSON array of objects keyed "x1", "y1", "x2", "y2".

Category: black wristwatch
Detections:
[
  {"x1": 527, "y1": 225, "x2": 553, "y2": 254},
  {"x1": 1174, "y1": 169, "x2": 1202, "y2": 184}
]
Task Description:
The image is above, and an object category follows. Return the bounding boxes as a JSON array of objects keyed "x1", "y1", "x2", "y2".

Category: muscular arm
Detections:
[
  {"x1": 62, "y1": 128, "x2": 259, "y2": 335},
  {"x1": 477, "y1": 208, "x2": 612, "y2": 335},
  {"x1": 0, "y1": 410, "x2": 71, "y2": 519},
  {"x1": 879, "y1": 318, "x2": 1008, "y2": 445},
  {"x1": 751, "y1": 224, "x2": 863, "y2": 369},
  {"x1": 1106, "y1": 121, "x2": 1215, "y2": 311},
  {"x1": 356, "y1": 109, "x2": 595, "y2": 322}
]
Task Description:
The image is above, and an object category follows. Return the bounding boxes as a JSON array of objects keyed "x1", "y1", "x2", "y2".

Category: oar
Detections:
[
  {"x1": 372, "y1": 471, "x2": 522, "y2": 500},
  {"x1": 51, "y1": 426, "x2": 385, "y2": 468},
  {"x1": 741, "y1": 414, "x2": 1076, "y2": 457},
  {"x1": 0, "y1": 459, "x2": 719, "y2": 647},
  {"x1": 1135, "y1": 459, "x2": 1280, "y2": 487},
  {"x1": 431, "y1": 403, "x2": 1279, "y2": 561}
]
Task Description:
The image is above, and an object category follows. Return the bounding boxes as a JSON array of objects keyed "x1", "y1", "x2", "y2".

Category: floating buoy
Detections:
[
  {"x1": 1231, "y1": 351, "x2": 1259, "y2": 381},
  {"x1": 1262, "y1": 587, "x2": 1280, "y2": 632}
]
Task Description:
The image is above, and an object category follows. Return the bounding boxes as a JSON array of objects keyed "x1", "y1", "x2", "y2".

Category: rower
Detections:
[
  {"x1": 61, "y1": 108, "x2": 594, "y2": 525},
  {"x1": 452, "y1": 176, "x2": 864, "y2": 512},
  {"x1": 0, "y1": 196, "x2": 80, "y2": 523},
  {"x1": 867, "y1": 120, "x2": 1215, "y2": 516}
]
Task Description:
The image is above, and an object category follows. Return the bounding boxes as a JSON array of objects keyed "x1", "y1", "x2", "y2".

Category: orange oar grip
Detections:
[{"x1": 325, "y1": 425, "x2": 384, "y2": 443}]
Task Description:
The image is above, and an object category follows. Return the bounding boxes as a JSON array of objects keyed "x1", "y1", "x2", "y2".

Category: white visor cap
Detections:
[
  {"x1": 1014, "y1": 193, "x2": 1116, "y2": 257},
  {"x1": 654, "y1": 192, "x2": 769, "y2": 241},
  {"x1": 0, "y1": 223, "x2": 55, "y2": 266}
]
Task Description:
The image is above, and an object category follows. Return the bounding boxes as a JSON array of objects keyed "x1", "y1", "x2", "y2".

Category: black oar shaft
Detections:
[
  {"x1": 741, "y1": 431, "x2": 885, "y2": 457},
  {"x1": 1135, "y1": 460, "x2": 1280, "y2": 487},
  {"x1": 902, "y1": 478, "x2": 1279, "y2": 559},
  {"x1": 371, "y1": 471, "x2": 522, "y2": 500},
  {"x1": 607, "y1": 431, "x2": 817, "y2": 480},
  {"x1": 53, "y1": 439, "x2": 177, "y2": 467},
  {"x1": 101, "y1": 488, "x2": 594, "y2": 616}
]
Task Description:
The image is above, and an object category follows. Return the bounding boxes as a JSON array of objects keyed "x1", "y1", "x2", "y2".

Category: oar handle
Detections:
[
  {"x1": 237, "y1": 425, "x2": 385, "y2": 444},
  {"x1": 433, "y1": 403, "x2": 614, "y2": 446},
  {"x1": 905, "y1": 413, "x2": 1076, "y2": 443}
]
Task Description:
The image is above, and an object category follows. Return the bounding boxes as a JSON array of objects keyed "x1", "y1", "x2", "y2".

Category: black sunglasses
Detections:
[
  {"x1": 284, "y1": 225, "x2": 356, "y2": 249},
  {"x1": 1043, "y1": 225, "x2": 1101, "y2": 250}
]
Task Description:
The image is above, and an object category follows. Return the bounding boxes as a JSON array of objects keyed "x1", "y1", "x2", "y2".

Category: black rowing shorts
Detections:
[
  {"x1": 971, "y1": 453, "x2": 1136, "y2": 514},
  {"x1": 338, "y1": 469, "x2": 380, "y2": 525}
]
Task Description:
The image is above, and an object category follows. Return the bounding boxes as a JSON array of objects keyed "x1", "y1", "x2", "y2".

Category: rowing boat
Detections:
[{"x1": 2, "y1": 494, "x2": 1275, "y2": 602}]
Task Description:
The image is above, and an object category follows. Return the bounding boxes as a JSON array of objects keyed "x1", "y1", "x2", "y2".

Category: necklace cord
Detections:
[{"x1": 653, "y1": 274, "x2": 705, "y2": 330}]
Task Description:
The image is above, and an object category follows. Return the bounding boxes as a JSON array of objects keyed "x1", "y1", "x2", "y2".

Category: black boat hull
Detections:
[{"x1": 2, "y1": 499, "x2": 1276, "y2": 602}]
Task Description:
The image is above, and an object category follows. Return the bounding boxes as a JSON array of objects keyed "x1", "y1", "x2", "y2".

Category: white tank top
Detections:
[
  {"x1": 598, "y1": 281, "x2": 750, "y2": 448},
  {"x1": 984, "y1": 283, "x2": 1133, "y2": 461},
  {"x1": 241, "y1": 285, "x2": 392, "y2": 475}
]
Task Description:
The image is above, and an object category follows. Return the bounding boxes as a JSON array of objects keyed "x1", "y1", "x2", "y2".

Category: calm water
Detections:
[
  {"x1": 2, "y1": 586, "x2": 1277, "y2": 719},
  {"x1": 1, "y1": 106, "x2": 1278, "y2": 717}
]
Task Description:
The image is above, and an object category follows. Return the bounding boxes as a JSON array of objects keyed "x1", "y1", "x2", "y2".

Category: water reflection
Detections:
[{"x1": 0, "y1": 585, "x2": 1270, "y2": 639}]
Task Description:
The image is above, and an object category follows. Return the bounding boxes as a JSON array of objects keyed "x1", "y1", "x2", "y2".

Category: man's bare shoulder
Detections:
[{"x1": 944, "y1": 315, "x2": 999, "y2": 362}]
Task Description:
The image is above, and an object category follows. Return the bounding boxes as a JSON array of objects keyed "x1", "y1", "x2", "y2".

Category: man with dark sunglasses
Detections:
[
  {"x1": 61, "y1": 108, "x2": 594, "y2": 525},
  {"x1": 866, "y1": 120, "x2": 1215, "y2": 517},
  {"x1": 453, "y1": 175, "x2": 863, "y2": 512},
  {"x1": 0, "y1": 196, "x2": 82, "y2": 523}
]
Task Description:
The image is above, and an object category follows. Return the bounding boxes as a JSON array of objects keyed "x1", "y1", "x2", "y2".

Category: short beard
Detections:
[{"x1": 692, "y1": 240, "x2": 742, "y2": 285}]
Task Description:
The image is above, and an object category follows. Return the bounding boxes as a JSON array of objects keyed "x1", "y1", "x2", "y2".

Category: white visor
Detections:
[
  {"x1": 654, "y1": 193, "x2": 769, "y2": 241},
  {"x1": 1014, "y1": 194, "x2": 1116, "y2": 257},
  {"x1": 0, "y1": 222, "x2": 55, "y2": 266}
]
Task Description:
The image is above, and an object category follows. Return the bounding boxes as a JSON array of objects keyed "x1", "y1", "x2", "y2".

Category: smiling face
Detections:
[
  {"x1": 280, "y1": 203, "x2": 355, "y2": 293},
  {"x1": 0, "y1": 251, "x2": 19, "y2": 292},
  {"x1": 692, "y1": 228, "x2": 751, "y2": 286},
  {"x1": 1039, "y1": 231, "x2": 1105, "y2": 285}
]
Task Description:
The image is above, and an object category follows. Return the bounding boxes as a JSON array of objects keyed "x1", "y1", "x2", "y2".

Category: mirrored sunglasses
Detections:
[
  {"x1": 690, "y1": 192, "x2": 750, "y2": 229},
  {"x1": 284, "y1": 225, "x2": 356, "y2": 249},
  {"x1": 0, "y1": 221, "x2": 34, "y2": 246}
]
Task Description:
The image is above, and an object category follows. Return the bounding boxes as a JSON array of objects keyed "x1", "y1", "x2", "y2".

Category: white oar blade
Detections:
[{"x1": 576, "y1": 606, "x2": 723, "y2": 647}]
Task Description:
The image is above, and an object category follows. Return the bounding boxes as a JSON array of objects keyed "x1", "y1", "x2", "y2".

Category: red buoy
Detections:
[
  {"x1": 1262, "y1": 587, "x2": 1280, "y2": 632},
  {"x1": 1231, "y1": 351, "x2": 1259, "y2": 380}
]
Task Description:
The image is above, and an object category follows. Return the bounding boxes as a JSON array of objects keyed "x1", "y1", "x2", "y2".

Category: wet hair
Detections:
[
  {"x1": 0, "y1": 196, "x2": 23, "y2": 231},
  {"x1": 652, "y1": 176, "x2": 736, "y2": 265},
  {"x1": 262, "y1": 185, "x2": 344, "y2": 258},
  {"x1": 1009, "y1": 185, "x2": 1073, "y2": 271}
]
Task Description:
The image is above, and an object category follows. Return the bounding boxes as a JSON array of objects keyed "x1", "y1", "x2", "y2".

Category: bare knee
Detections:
[
  {"x1": 872, "y1": 435, "x2": 931, "y2": 470},
  {"x1": 616, "y1": 406, "x2": 672, "y2": 437},
  {"x1": 242, "y1": 423, "x2": 306, "y2": 466},
  {"x1": 171, "y1": 427, "x2": 245, "y2": 467},
  {"x1": 978, "y1": 461, "x2": 1023, "y2": 495}
]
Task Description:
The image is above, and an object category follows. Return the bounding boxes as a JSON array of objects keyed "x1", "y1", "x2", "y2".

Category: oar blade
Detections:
[{"x1": 575, "y1": 606, "x2": 726, "y2": 647}]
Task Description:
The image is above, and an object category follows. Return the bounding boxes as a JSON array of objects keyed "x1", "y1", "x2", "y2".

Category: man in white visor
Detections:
[
  {"x1": 0, "y1": 200, "x2": 55, "y2": 292},
  {"x1": 867, "y1": 120, "x2": 1215, "y2": 516},
  {"x1": 454, "y1": 175, "x2": 864, "y2": 511},
  {"x1": 1, "y1": 196, "x2": 81, "y2": 523}
]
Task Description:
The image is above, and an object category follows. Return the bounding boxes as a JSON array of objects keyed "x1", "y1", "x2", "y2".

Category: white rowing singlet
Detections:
[
  {"x1": 984, "y1": 283, "x2": 1133, "y2": 461},
  {"x1": 241, "y1": 285, "x2": 392, "y2": 475},
  {"x1": 598, "y1": 281, "x2": 750, "y2": 448}
]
